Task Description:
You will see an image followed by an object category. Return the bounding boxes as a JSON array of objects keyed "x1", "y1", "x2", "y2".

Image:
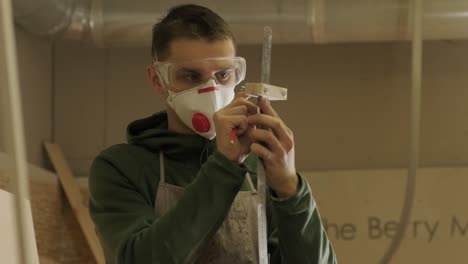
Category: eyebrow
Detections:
[{"x1": 177, "y1": 66, "x2": 233, "y2": 75}]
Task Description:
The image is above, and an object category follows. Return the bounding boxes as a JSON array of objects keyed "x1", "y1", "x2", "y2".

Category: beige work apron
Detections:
[{"x1": 155, "y1": 152, "x2": 259, "y2": 264}]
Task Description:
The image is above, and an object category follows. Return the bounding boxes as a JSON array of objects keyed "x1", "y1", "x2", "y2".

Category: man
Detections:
[{"x1": 89, "y1": 4, "x2": 336, "y2": 264}]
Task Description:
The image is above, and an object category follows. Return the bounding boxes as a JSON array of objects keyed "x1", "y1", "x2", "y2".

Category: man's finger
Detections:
[
  {"x1": 249, "y1": 128, "x2": 283, "y2": 154},
  {"x1": 250, "y1": 142, "x2": 273, "y2": 161},
  {"x1": 248, "y1": 114, "x2": 294, "y2": 152},
  {"x1": 227, "y1": 97, "x2": 258, "y2": 114},
  {"x1": 214, "y1": 114, "x2": 248, "y2": 131},
  {"x1": 248, "y1": 115, "x2": 289, "y2": 140},
  {"x1": 222, "y1": 105, "x2": 248, "y2": 116},
  {"x1": 258, "y1": 96, "x2": 279, "y2": 118}
]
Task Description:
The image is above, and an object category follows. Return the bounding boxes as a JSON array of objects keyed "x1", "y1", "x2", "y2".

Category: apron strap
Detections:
[
  {"x1": 246, "y1": 172, "x2": 257, "y2": 194},
  {"x1": 159, "y1": 151, "x2": 166, "y2": 184}
]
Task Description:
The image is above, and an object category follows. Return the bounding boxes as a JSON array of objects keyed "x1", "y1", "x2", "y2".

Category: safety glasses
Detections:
[{"x1": 154, "y1": 57, "x2": 246, "y2": 91}]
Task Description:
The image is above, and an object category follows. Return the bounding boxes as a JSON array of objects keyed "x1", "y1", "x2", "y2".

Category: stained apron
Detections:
[{"x1": 154, "y1": 152, "x2": 260, "y2": 264}]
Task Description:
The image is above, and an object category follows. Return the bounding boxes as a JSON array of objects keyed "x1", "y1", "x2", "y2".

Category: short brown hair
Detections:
[{"x1": 151, "y1": 4, "x2": 235, "y2": 61}]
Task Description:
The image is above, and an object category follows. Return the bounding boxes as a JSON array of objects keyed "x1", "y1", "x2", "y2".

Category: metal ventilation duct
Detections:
[{"x1": 12, "y1": 0, "x2": 468, "y2": 46}]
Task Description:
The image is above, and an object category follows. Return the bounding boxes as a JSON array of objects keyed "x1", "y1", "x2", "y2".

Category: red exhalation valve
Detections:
[{"x1": 192, "y1": 113, "x2": 211, "y2": 133}]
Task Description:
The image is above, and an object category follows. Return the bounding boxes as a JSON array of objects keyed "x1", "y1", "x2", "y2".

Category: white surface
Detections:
[
  {"x1": 0, "y1": 188, "x2": 39, "y2": 264},
  {"x1": 1, "y1": 0, "x2": 38, "y2": 262}
]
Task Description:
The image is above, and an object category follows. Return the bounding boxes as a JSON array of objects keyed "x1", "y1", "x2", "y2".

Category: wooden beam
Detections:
[{"x1": 44, "y1": 142, "x2": 105, "y2": 264}]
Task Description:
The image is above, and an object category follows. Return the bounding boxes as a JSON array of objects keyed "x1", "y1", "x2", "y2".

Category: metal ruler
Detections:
[{"x1": 257, "y1": 26, "x2": 272, "y2": 264}]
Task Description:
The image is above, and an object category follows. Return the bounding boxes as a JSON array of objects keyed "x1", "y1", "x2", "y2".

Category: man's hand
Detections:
[
  {"x1": 247, "y1": 97, "x2": 298, "y2": 198},
  {"x1": 214, "y1": 95, "x2": 258, "y2": 163}
]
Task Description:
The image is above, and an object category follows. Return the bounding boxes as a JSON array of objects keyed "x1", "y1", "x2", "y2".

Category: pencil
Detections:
[{"x1": 229, "y1": 127, "x2": 237, "y2": 144}]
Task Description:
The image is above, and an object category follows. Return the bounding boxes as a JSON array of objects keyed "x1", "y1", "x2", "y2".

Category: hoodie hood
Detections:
[{"x1": 127, "y1": 111, "x2": 213, "y2": 162}]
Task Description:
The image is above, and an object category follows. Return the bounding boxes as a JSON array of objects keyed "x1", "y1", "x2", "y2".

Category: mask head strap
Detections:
[{"x1": 152, "y1": 54, "x2": 170, "y2": 95}]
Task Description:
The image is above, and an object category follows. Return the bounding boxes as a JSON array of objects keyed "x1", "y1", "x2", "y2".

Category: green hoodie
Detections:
[{"x1": 89, "y1": 111, "x2": 336, "y2": 264}]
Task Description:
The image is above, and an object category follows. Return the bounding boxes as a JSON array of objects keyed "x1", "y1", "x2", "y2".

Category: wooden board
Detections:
[{"x1": 44, "y1": 143, "x2": 105, "y2": 264}]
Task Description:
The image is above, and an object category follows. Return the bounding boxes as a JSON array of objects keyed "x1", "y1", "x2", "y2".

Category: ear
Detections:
[{"x1": 146, "y1": 64, "x2": 166, "y2": 96}]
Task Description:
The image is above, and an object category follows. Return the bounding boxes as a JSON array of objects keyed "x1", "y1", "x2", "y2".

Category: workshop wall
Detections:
[
  {"x1": 52, "y1": 40, "x2": 468, "y2": 176},
  {"x1": 0, "y1": 27, "x2": 52, "y2": 167}
]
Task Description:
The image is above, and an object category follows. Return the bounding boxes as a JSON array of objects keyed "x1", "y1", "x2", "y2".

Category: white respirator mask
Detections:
[{"x1": 166, "y1": 79, "x2": 235, "y2": 139}]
